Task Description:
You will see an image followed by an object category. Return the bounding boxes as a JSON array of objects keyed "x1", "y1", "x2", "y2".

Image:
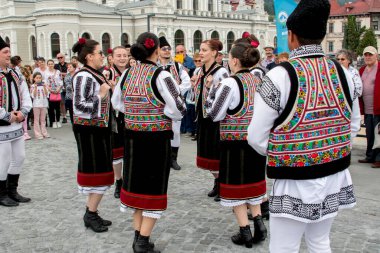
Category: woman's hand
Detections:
[{"x1": 99, "y1": 83, "x2": 111, "y2": 99}]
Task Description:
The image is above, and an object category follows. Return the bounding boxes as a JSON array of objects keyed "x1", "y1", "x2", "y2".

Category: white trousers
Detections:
[
  {"x1": 171, "y1": 120, "x2": 181, "y2": 148},
  {"x1": 0, "y1": 137, "x2": 25, "y2": 180},
  {"x1": 270, "y1": 216, "x2": 334, "y2": 253}
]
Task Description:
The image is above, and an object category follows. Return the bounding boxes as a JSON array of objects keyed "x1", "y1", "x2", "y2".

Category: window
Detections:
[
  {"x1": 372, "y1": 20, "x2": 379, "y2": 31},
  {"x1": 329, "y1": 23, "x2": 334, "y2": 33},
  {"x1": 174, "y1": 30, "x2": 185, "y2": 48},
  {"x1": 342, "y1": 22, "x2": 347, "y2": 33},
  {"x1": 177, "y1": 0, "x2": 182, "y2": 9},
  {"x1": 227, "y1": 32, "x2": 235, "y2": 52},
  {"x1": 81, "y1": 32, "x2": 91, "y2": 39},
  {"x1": 121, "y1": 33, "x2": 128, "y2": 47},
  {"x1": 31, "y1": 36, "x2": 37, "y2": 58},
  {"x1": 328, "y1": 41, "x2": 334, "y2": 52},
  {"x1": 50, "y1": 33, "x2": 60, "y2": 58},
  {"x1": 102, "y1": 0, "x2": 106, "y2": 4},
  {"x1": 356, "y1": 21, "x2": 361, "y2": 30},
  {"x1": 193, "y1": 30, "x2": 203, "y2": 52},
  {"x1": 5, "y1": 36, "x2": 10, "y2": 45},
  {"x1": 193, "y1": 0, "x2": 199, "y2": 15},
  {"x1": 208, "y1": 0, "x2": 213, "y2": 12},
  {"x1": 102, "y1": 33, "x2": 111, "y2": 53},
  {"x1": 211, "y1": 31, "x2": 219, "y2": 40}
]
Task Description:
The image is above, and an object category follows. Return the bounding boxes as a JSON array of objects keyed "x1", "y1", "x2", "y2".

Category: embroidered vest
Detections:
[
  {"x1": 0, "y1": 69, "x2": 21, "y2": 112},
  {"x1": 195, "y1": 63, "x2": 222, "y2": 118},
  {"x1": 110, "y1": 66, "x2": 122, "y2": 84},
  {"x1": 220, "y1": 72, "x2": 258, "y2": 141},
  {"x1": 267, "y1": 57, "x2": 352, "y2": 180},
  {"x1": 122, "y1": 63, "x2": 171, "y2": 131},
  {"x1": 73, "y1": 67, "x2": 111, "y2": 128},
  {"x1": 162, "y1": 62, "x2": 181, "y2": 85}
]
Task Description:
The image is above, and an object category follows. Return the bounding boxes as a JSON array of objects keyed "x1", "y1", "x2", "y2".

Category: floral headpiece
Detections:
[
  {"x1": 144, "y1": 38, "x2": 155, "y2": 49},
  {"x1": 79, "y1": 38, "x2": 86, "y2": 45}
]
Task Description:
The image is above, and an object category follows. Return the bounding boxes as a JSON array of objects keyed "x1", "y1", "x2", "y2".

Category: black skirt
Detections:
[
  {"x1": 120, "y1": 129, "x2": 172, "y2": 211},
  {"x1": 219, "y1": 140, "x2": 266, "y2": 200},
  {"x1": 73, "y1": 124, "x2": 114, "y2": 187},
  {"x1": 112, "y1": 112, "x2": 125, "y2": 161},
  {"x1": 196, "y1": 114, "x2": 220, "y2": 171}
]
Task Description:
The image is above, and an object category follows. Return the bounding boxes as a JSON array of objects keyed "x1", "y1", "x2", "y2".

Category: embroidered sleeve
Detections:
[
  {"x1": 257, "y1": 76, "x2": 281, "y2": 112},
  {"x1": 0, "y1": 111, "x2": 11, "y2": 122},
  {"x1": 208, "y1": 86, "x2": 231, "y2": 121},
  {"x1": 163, "y1": 76, "x2": 186, "y2": 116},
  {"x1": 19, "y1": 80, "x2": 32, "y2": 116},
  {"x1": 74, "y1": 75, "x2": 100, "y2": 118}
]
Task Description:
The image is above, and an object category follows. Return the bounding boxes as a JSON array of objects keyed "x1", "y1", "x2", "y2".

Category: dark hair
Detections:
[
  {"x1": 230, "y1": 42, "x2": 260, "y2": 68},
  {"x1": 234, "y1": 34, "x2": 260, "y2": 46},
  {"x1": 125, "y1": 44, "x2": 131, "y2": 48},
  {"x1": 112, "y1": 46, "x2": 127, "y2": 56},
  {"x1": 38, "y1": 57, "x2": 46, "y2": 62},
  {"x1": 71, "y1": 56, "x2": 78, "y2": 60},
  {"x1": 72, "y1": 39, "x2": 99, "y2": 64},
  {"x1": 202, "y1": 39, "x2": 223, "y2": 53},
  {"x1": 47, "y1": 59, "x2": 54, "y2": 65},
  {"x1": 10, "y1": 56, "x2": 22, "y2": 66},
  {"x1": 67, "y1": 62, "x2": 77, "y2": 69},
  {"x1": 130, "y1": 32, "x2": 159, "y2": 61},
  {"x1": 32, "y1": 71, "x2": 42, "y2": 81}
]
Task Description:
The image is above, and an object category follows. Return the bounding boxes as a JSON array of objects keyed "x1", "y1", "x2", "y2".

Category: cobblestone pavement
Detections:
[{"x1": 0, "y1": 124, "x2": 379, "y2": 253}]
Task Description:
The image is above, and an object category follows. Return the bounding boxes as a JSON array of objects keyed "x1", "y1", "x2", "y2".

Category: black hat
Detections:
[
  {"x1": 286, "y1": 0, "x2": 330, "y2": 40},
  {"x1": 0, "y1": 36, "x2": 10, "y2": 51},
  {"x1": 159, "y1": 36, "x2": 171, "y2": 49}
]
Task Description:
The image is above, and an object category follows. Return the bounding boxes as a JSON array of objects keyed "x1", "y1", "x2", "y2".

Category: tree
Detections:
[
  {"x1": 343, "y1": 16, "x2": 366, "y2": 53},
  {"x1": 357, "y1": 28, "x2": 378, "y2": 55}
]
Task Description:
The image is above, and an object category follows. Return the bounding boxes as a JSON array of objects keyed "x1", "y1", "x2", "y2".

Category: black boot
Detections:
[
  {"x1": 114, "y1": 178, "x2": 123, "y2": 199},
  {"x1": 207, "y1": 178, "x2": 218, "y2": 197},
  {"x1": 83, "y1": 208, "x2": 109, "y2": 233},
  {"x1": 133, "y1": 231, "x2": 155, "y2": 249},
  {"x1": 0, "y1": 180, "x2": 18, "y2": 207},
  {"x1": 231, "y1": 225, "x2": 253, "y2": 248},
  {"x1": 261, "y1": 200, "x2": 270, "y2": 220},
  {"x1": 7, "y1": 174, "x2": 31, "y2": 203},
  {"x1": 133, "y1": 235, "x2": 160, "y2": 253},
  {"x1": 85, "y1": 207, "x2": 112, "y2": 226},
  {"x1": 170, "y1": 147, "x2": 181, "y2": 170},
  {"x1": 252, "y1": 215, "x2": 267, "y2": 244},
  {"x1": 213, "y1": 179, "x2": 220, "y2": 202}
]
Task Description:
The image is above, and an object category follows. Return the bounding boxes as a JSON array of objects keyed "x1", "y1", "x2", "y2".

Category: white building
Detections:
[{"x1": 0, "y1": 0, "x2": 276, "y2": 64}]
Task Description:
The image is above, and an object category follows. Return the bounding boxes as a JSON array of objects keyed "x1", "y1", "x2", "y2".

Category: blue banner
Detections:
[{"x1": 274, "y1": 0, "x2": 298, "y2": 53}]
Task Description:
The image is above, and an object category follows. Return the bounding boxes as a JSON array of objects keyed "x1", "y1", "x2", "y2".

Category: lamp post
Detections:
[
  {"x1": 147, "y1": 14, "x2": 155, "y2": 33},
  {"x1": 32, "y1": 23, "x2": 48, "y2": 57}
]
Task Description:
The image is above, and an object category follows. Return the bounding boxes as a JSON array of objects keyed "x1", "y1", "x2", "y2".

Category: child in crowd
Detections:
[{"x1": 30, "y1": 72, "x2": 49, "y2": 139}]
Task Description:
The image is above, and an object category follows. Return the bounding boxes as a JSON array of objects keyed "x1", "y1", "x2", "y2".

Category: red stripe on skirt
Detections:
[
  {"x1": 220, "y1": 180, "x2": 266, "y2": 199},
  {"x1": 120, "y1": 189, "x2": 167, "y2": 211},
  {"x1": 77, "y1": 171, "x2": 114, "y2": 187},
  {"x1": 113, "y1": 147, "x2": 124, "y2": 160},
  {"x1": 196, "y1": 156, "x2": 220, "y2": 171}
]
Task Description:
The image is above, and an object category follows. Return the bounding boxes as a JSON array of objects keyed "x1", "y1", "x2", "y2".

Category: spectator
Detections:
[
  {"x1": 259, "y1": 45, "x2": 275, "y2": 70},
  {"x1": 176, "y1": 44, "x2": 196, "y2": 76},
  {"x1": 125, "y1": 44, "x2": 131, "y2": 58},
  {"x1": 358, "y1": 46, "x2": 380, "y2": 168},
  {"x1": 55, "y1": 53, "x2": 68, "y2": 124},
  {"x1": 128, "y1": 57, "x2": 137, "y2": 68},
  {"x1": 63, "y1": 63, "x2": 76, "y2": 124},
  {"x1": 30, "y1": 72, "x2": 49, "y2": 139},
  {"x1": 278, "y1": 52, "x2": 289, "y2": 63},
  {"x1": 71, "y1": 56, "x2": 81, "y2": 71},
  {"x1": 46, "y1": 59, "x2": 63, "y2": 128},
  {"x1": 33, "y1": 57, "x2": 47, "y2": 80}
]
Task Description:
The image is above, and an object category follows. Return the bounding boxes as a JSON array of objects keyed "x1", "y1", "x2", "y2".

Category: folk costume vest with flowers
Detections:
[
  {"x1": 195, "y1": 62, "x2": 222, "y2": 118},
  {"x1": 267, "y1": 57, "x2": 352, "y2": 180},
  {"x1": 110, "y1": 66, "x2": 122, "y2": 84},
  {"x1": 73, "y1": 66, "x2": 111, "y2": 128},
  {"x1": 0, "y1": 69, "x2": 21, "y2": 115},
  {"x1": 164, "y1": 62, "x2": 181, "y2": 85},
  {"x1": 122, "y1": 62, "x2": 171, "y2": 132},
  {"x1": 220, "y1": 70, "x2": 259, "y2": 141}
]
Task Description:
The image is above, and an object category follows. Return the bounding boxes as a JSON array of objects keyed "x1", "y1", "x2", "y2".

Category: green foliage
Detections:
[
  {"x1": 343, "y1": 16, "x2": 366, "y2": 54},
  {"x1": 357, "y1": 29, "x2": 378, "y2": 55},
  {"x1": 264, "y1": 0, "x2": 274, "y2": 16}
]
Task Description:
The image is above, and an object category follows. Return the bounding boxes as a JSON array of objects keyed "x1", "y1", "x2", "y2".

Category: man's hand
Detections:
[{"x1": 13, "y1": 111, "x2": 25, "y2": 123}]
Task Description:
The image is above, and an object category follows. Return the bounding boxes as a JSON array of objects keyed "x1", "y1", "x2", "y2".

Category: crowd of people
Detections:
[{"x1": 1, "y1": 0, "x2": 379, "y2": 252}]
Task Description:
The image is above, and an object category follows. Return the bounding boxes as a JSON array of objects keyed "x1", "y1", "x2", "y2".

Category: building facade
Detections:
[
  {"x1": 0, "y1": 0, "x2": 276, "y2": 64},
  {"x1": 323, "y1": 0, "x2": 380, "y2": 55}
]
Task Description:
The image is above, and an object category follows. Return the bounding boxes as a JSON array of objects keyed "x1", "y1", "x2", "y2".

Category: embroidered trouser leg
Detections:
[
  {"x1": 269, "y1": 216, "x2": 334, "y2": 253},
  {"x1": 170, "y1": 120, "x2": 181, "y2": 148},
  {"x1": 0, "y1": 138, "x2": 25, "y2": 180}
]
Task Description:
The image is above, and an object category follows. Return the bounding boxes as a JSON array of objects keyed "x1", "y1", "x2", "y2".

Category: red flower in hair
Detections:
[
  {"x1": 144, "y1": 38, "x2": 155, "y2": 49},
  {"x1": 251, "y1": 41, "x2": 260, "y2": 48},
  {"x1": 107, "y1": 48, "x2": 113, "y2": 54},
  {"x1": 79, "y1": 38, "x2": 86, "y2": 45},
  {"x1": 242, "y1": 32, "x2": 250, "y2": 39}
]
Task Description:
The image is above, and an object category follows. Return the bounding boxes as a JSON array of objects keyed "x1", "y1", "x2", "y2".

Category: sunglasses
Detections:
[
  {"x1": 176, "y1": 51, "x2": 184, "y2": 54},
  {"x1": 57, "y1": 57, "x2": 64, "y2": 59},
  {"x1": 194, "y1": 60, "x2": 201, "y2": 63},
  {"x1": 161, "y1": 47, "x2": 171, "y2": 51},
  {"x1": 336, "y1": 58, "x2": 346, "y2": 61}
]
